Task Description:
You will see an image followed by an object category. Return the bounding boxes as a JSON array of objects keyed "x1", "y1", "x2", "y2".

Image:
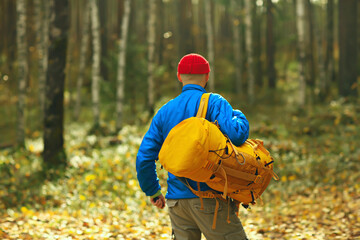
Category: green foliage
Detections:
[
  {"x1": 250, "y1": 98, "x2": 360, "y2": 200},
  {"x1": 0, "y1": 98, "x2": 359, "y2": 239}
]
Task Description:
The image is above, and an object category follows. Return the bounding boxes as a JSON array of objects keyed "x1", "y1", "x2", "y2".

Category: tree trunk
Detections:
[
  {"x1": 99, "y1": 1, "x2": 108, "y2": 81},
  {"x1": 253, "y1": 1, "x2": 263, "y2": 88},
  {"x1": 324, "y1": 0, "x2": 335, "y2": 87},
  {"x1": 74, "y1": 0, "x2": 90, "y2": 120},
  {"x1": 338, "y1": 0, "x2": 358, "y2": 97},
  {"x1": 16, "y1": 0, "x2": 27, "y2": 147},
  {"x1": 176, "y1": 0, "x2": 194, "y2": 58},
  {"x1": 244, "y1": 0, "x2": 255, "y2": 104},
  {"x1": 266, "y1": 0, "x2": 276, "y2": 89},
  {"x1": 147, "y1": 0, "x2": 156, "y2": 116},
  {"x1": 314, "y1": 0, "x2": 326, "y2": 101},
  {"x1": 116, "y1": 0, "x2": 131, "y2": 131},
  {"x1": 306, "y1": 0, "x2": 316, "y2": 89},
  {"x1": 296, "y1": 0, "x2": 307, "y2": 106},
  {"x1": 35, "y1": 0, "x2": 50, "y2": 114},
  {"x1": 90, "y1": 0, "x2": 101, "y2": 127},
  {"x1": 43, "y1": 0, "x2": 68, "y2": 169},
  {"x1": 205, "y1": 0, "x2": 215, "y2": 91},
  {"x1": 231, "y1": 0, "x2": 244, "y2": 95}
]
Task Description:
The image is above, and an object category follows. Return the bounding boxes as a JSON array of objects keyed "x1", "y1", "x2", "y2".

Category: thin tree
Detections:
[
  {"x1": 324, "y1": 0, "x2": 335, "y2": 94},
  {"x1": 90, "y1": 0, "x2": 101, "y2": 128},
  {"x1": 43, "y1": 0, "x2": 68, "y2": 169},
  {"x1": 16, "y1": 0, "x2": 27, "y2": 147},
  {"x1": 338, "y1": 0, "x2": 358, "y2": 97},
  {"x1": 74, "y1": 1, "x2": 90, "y2": 120},
  {"x1": 313, "y1": 0, "x2": 326, "y2": 101},
  {"x1": 147, "y1": 0, "x2": 156, "y2": 116},
  {"x1": 244, "y1": 0, "x2": 255, "y2": 104},
  {"x1": 296, "y1": 0, "x2": 307, "y2": 106},
  {"x1": 35, "y1": 0, "x2": 50, "y2": 113},
  {"x1": 205, "y1": 0, "x2": 215, "y2": 91},
  {"x1": 253, "y1": 1, "x2": 263, "y2": 88},
  {"x1": 266, "y1": 0, "x2": 276, "y2": 89},
  {"x1": 231, "y1": 0, "x2": 244, "y2": 95},
  {"x1": 176, "y1": 0, "x2": 194, "y2": 58},
  {"x1": 116, "y1": 0, "x2": 131, "y2": 131},
  {"x1": 306, "y1": 0, "x2": 316, "y2": 89}
]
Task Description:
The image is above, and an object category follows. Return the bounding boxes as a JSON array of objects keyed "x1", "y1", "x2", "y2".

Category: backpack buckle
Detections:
[{"x1": 254, "y1": 175, "x2": 263, "y2": 184}]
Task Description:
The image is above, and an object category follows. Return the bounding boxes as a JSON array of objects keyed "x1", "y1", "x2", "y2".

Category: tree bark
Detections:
[
  {"x1": 99, "y1": 1, "x2": 108, "y2": 81},
  {"x1": 244, "y1": 0, "x2": 255, "y2": 104},
  {"x1": 266, "y1": 0, "x2": 276, "y2": 89},
  {"x1": 306, "y1": 0, "x2": 316, "y2": 88},
  {"x1": 314, "y1": 0, "x2": 326, "y2": 101},
  {"x1": 43, "y1": 0, "x2": 68, "y2": 168},
  {"x1": 116, "y1": 0, "x2": 131, "y2": 131},
  {"x1": 147, "y1": 0, "x2": 156, "y2": 116},
  {"x1": 338, "y1": 0, "x2": 358, "y2": 97},
  {"x1": 90, "y1": 0, "x2": 101, "y2": 127},
  {"x1": 324, "y1": 0, "x2": 335, "y2": 87},
  {"x1": 74, "y1": 0, "x2": 90, "y2": 120},
  {"x1": 253, "y1": 1, "x2": 263, "y2": 88},
  {"x1": 16, "y1": 0, "x2": 27, "y2": 147},
  {"x1": 296, "y1": 0, "x2": 307, "y2": 106},
  {"x1": 176, "y1": 0, "x2": 194, "y2": 58},
  {"x1": 35, "y1": 0, "x2": 50, "y2": 114},
  {"x1": 231, "y1": 0, "x2": 244, "y2": 95},
  {"x1": 205, "y1": 0, "x2": 215, "y2": 91}
]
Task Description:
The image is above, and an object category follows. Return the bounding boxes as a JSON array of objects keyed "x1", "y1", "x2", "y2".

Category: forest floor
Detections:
[
  {"x1": 0, "y1": 185, "x2": 359, "y2": 240},
  {"x1": 0, "y1": 98, "x2": 359, "y2": 239}
]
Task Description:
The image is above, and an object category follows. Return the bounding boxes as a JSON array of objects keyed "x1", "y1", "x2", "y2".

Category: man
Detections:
[{"x1": 136, "y1": 53, "x2": 249, "y2": 239}]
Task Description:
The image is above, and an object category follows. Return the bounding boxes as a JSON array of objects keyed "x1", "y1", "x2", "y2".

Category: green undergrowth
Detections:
[{"x1": 0, "y1": 98, "x2": 359, "y2": 214}]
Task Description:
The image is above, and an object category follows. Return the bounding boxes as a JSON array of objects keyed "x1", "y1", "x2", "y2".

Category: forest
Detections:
[{"x1": 0, "y1": 0, "x2": 359, "y2": 239}]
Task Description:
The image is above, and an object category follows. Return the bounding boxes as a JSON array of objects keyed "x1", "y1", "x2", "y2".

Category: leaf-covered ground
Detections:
[
  {"x1": 0, "y1": 99, "x2": 359, "y2": 239},
  {"x1": 0, "y1": 185, "x2": 359, "y2": 239}
]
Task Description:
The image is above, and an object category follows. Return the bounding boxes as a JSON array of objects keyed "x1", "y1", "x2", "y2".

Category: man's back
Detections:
[
  {"x1": 137, "y1": 84, "x2": 249, "y2": 199},
  {"x1": 136, "y1": 53, "x2": 249, "y2": 239}
]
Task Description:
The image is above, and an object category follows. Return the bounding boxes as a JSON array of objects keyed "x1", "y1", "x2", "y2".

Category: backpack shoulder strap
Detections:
[{"x1": 196, "y1": 93, "x2": 211, "y2": 118}]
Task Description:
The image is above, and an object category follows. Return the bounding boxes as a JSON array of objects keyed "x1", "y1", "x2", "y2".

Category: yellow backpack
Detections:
[{"x1": 159, "y1": 93, "x2": 278, "y2": 228}]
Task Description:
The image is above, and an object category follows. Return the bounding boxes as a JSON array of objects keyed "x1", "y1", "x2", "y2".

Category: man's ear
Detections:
[
  {"x1": 205, "y1": 73, "x2": 209, "y2": 82},
  {"x1": 177, "y1": 72, "x2": 182, "y2": 82}
]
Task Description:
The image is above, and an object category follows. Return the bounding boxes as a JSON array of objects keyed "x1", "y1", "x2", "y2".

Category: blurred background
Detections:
[
  {"x1": 0, "y1": 1, "x2": 359, "y2": 239},
  {"x1": 0, "y1": 0, "x2": 358, "y2": 146}
]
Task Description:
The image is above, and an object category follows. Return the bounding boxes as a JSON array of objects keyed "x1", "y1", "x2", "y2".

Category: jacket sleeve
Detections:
[
  {"x1": 136, "y1": 111, "x2": 164, "y2": 197},
  {"x1": 208, "y1": 94, "x2": 249, "y2": 146}
]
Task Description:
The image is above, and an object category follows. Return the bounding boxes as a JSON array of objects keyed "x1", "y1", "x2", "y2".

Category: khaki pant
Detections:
[{"x1": 167, "y1": 198, "x2": 248, "y2": 240}]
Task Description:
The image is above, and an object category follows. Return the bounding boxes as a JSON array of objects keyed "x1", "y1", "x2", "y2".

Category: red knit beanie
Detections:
[{"x1": 177, "y1": 53, "x2": 210, "y2": 74}]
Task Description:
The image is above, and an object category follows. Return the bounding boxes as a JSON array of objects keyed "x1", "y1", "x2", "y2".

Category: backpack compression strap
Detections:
[{"x1": 196, "y1": 93, "x2": 211, "y2": 118}]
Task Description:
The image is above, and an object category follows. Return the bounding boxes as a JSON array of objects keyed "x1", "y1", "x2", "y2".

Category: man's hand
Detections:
[{"x1": 150, "y1": 194, "x2": 166, "y2": 209}]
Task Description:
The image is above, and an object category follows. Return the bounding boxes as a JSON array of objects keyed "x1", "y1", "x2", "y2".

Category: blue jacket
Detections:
[{"x1": 136, "y1": 84, "x2": 249, "y2": 199}]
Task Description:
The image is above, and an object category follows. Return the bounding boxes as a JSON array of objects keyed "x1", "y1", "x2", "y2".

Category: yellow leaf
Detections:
[
  {"x1": 85, "y1": 174, "x2": 96, "y2": 182},
  {"x1": 288, "y1": 175, "x2": 296, "y2": 181},
  {"x1": 79, "y1": 195, "x2": 86, "y2": 201},
  {"x1": 128, "y1": 179, "x2": 136, "y2": 187},
  {"x1": 281, "y1": 176, "x2": 287, "y2": 182},
  {"x1": 113, "y1": 185, "x2": 118, "y2": 191},
  {"x1": 28, "y1": 144, "x2": 35, "y2": 152},
  {"x1": 20, "y1": 206, "x2": 28, "y2": 214},
  {"x1": 15, "y1": 163, "x2": 20, "y2": 169},
  {"x1": 89, "y1": 202, "x2": 96, "y2": 208}
]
